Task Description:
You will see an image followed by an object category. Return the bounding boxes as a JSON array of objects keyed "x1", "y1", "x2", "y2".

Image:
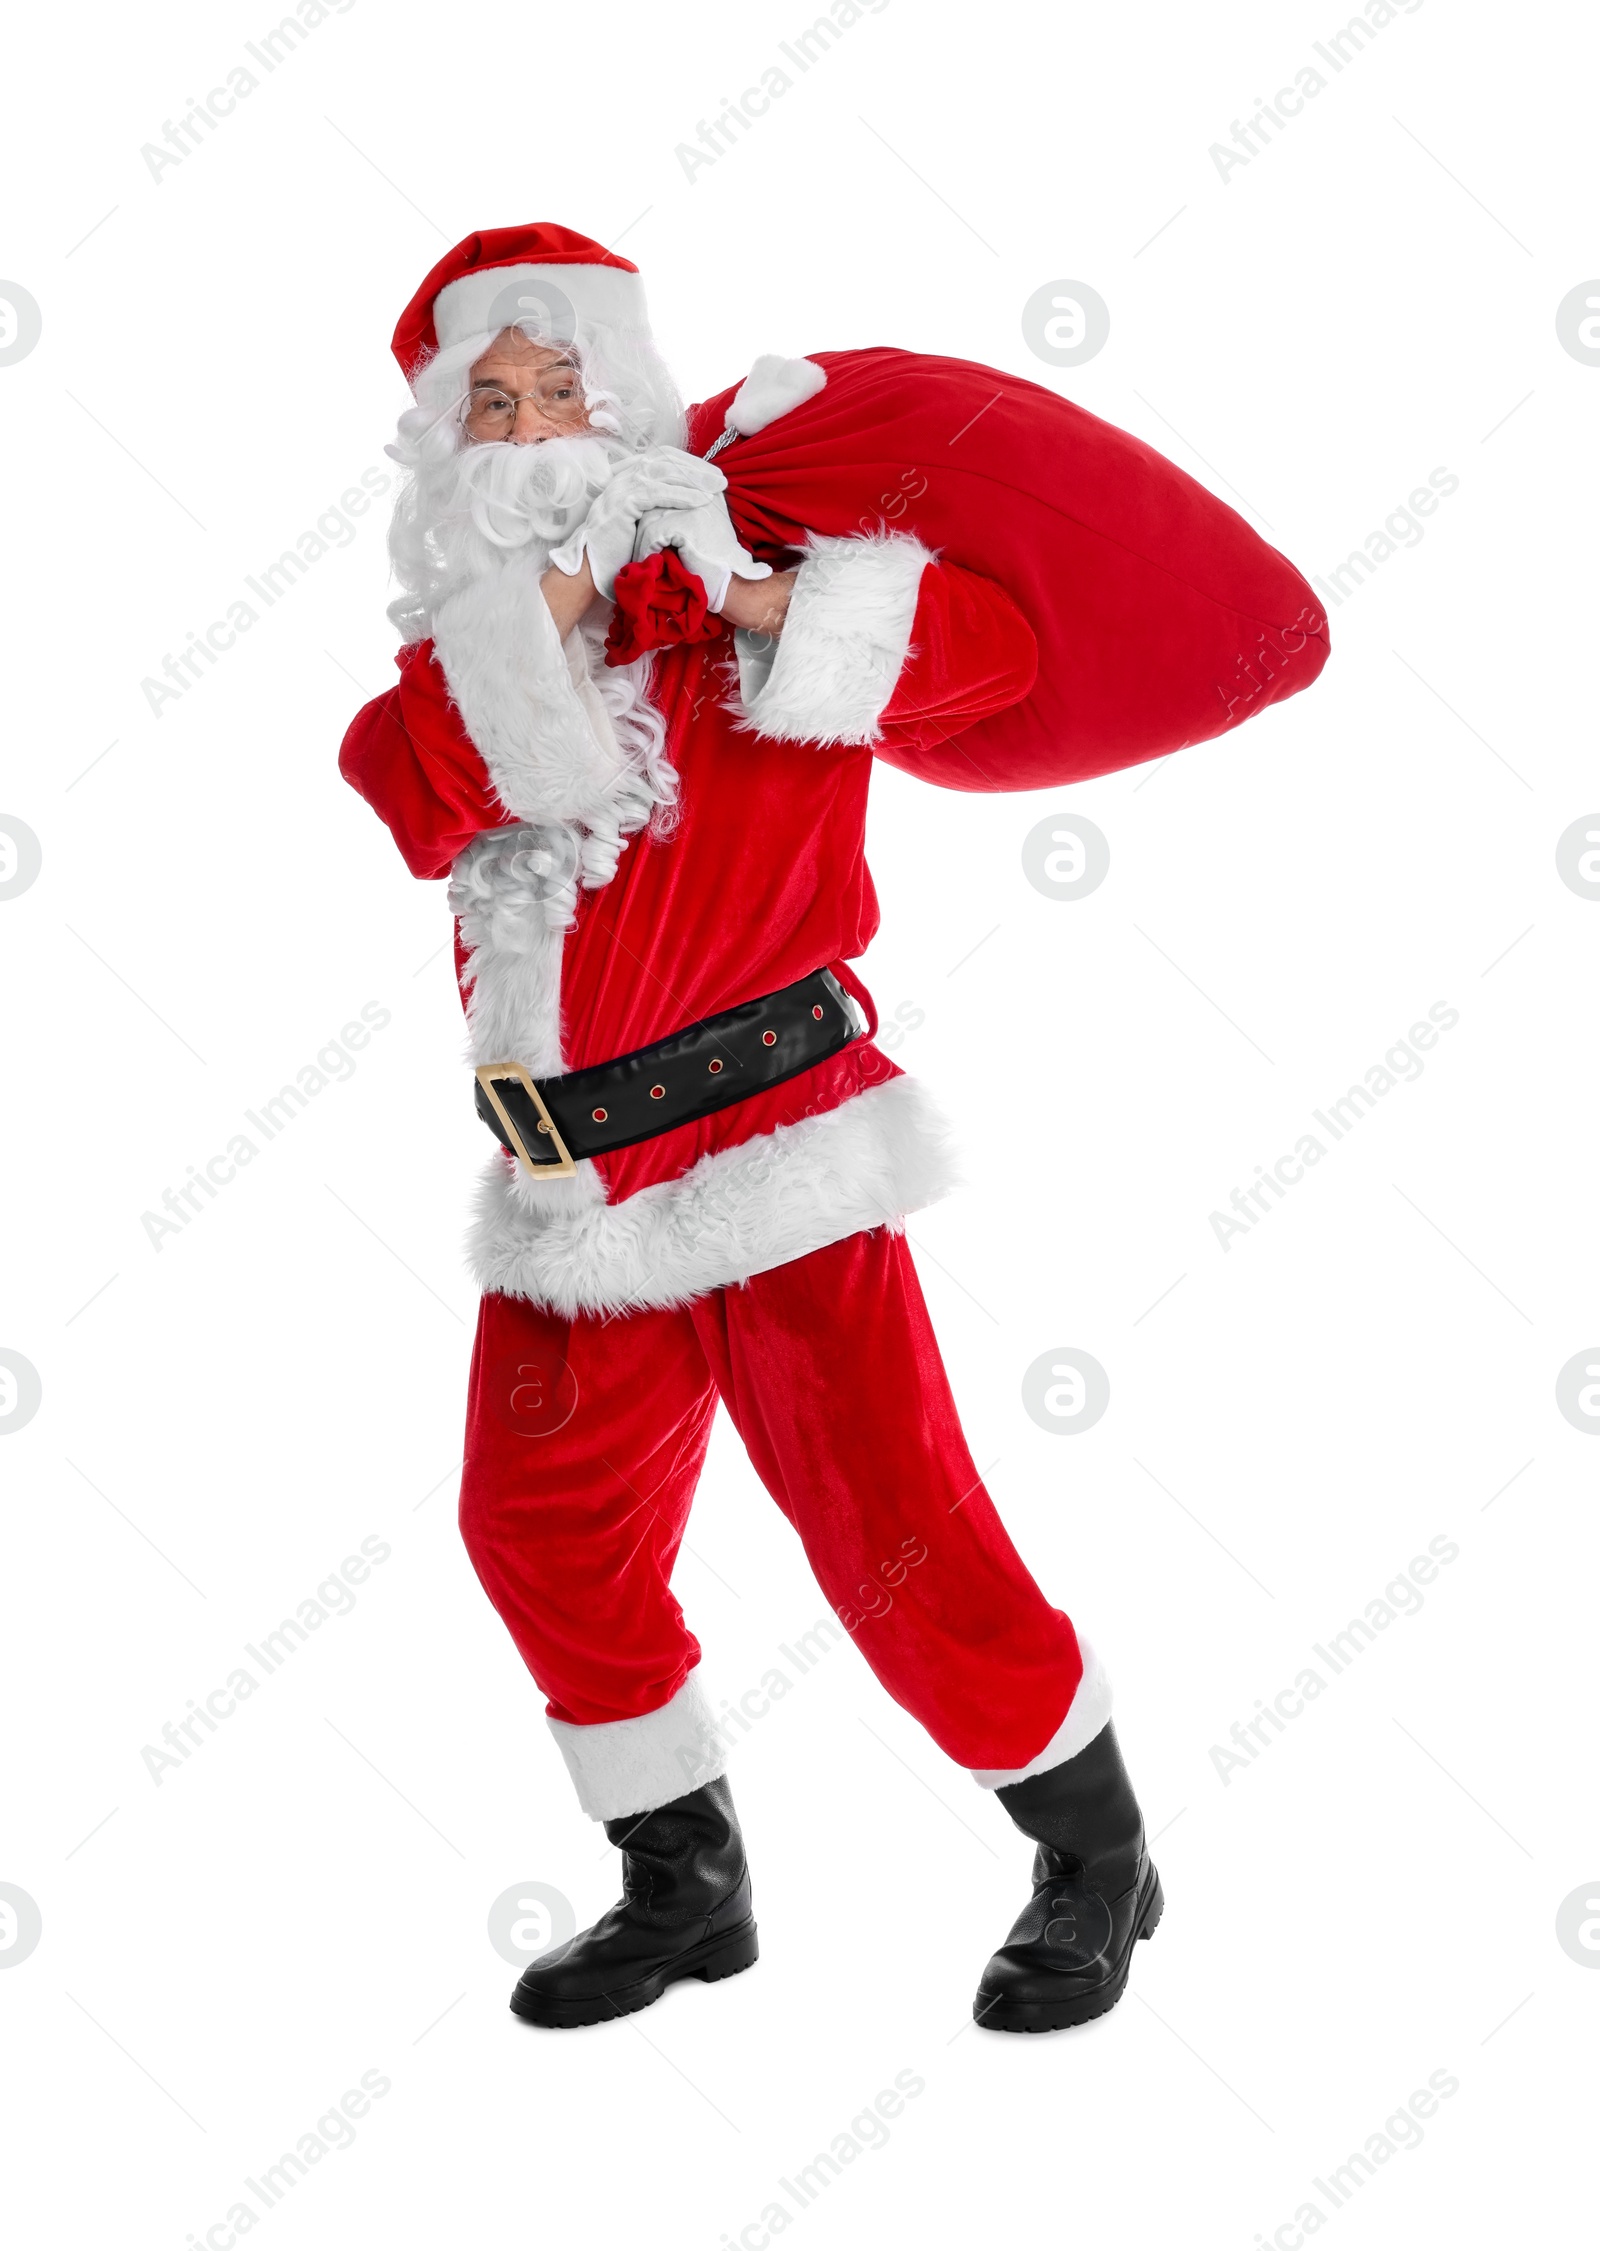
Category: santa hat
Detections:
[{"x1": 392, "y1": 223, "x2": 651, "y2": 381}]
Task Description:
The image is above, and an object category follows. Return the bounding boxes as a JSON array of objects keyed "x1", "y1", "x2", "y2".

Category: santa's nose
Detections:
[{"x1": 508, "y1": 402, "x2": 555, "y2": 444}]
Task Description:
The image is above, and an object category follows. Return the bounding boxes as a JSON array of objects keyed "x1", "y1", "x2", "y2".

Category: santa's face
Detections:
[
  {"x1": 387, "y1": 321, "x2": 646, "y2": 627},
  {"x1": 463, "y1": 330, "x2": 593, "y2": 446}
]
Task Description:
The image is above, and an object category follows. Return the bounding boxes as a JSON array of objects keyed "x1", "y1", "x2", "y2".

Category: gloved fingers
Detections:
[
  {"x1": 626, "y1": 445, "x2": 727, "y2": 493},
  {"x1": 547, "y1": 520, "x2": 638, "y2": 596},
  {"x1": 632, "y1": 498, "x2": 772, "y2": 585},
  {"x1": 600, "y1": 449, "x2": 726, "y2": 516},
  {"x1": 545, "y1": 455, "x2": 736, "y2": 596},
  {"x1": 546, "y1": 527, "x2": 600, "y2": 579}
]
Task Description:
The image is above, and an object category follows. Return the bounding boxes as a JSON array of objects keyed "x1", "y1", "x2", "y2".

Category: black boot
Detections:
[
  {"x1": 510, "y1": 1777, "x2": 758, "y2": 2029},
  {"x1": 973, "y1": 1723, "x2": 1163, "y2": 2033}
]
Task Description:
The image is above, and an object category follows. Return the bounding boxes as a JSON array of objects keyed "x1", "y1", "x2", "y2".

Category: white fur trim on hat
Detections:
[{"x1": 434, "y1": 261, "x2": 650, "y2": 350}]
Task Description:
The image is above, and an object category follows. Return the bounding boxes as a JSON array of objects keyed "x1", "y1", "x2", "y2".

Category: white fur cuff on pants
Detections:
[
  {"x1": 547, "y1": 1672, "x2": 728, "y2": 1822},
  {"x1": 968, "y1": 1641, "x2": 1114, "y2": 1789}
]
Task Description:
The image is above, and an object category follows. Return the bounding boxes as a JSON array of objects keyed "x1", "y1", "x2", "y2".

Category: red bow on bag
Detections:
[{"x1": 604, "y1": 549, "x2": 728, "y2": 668}]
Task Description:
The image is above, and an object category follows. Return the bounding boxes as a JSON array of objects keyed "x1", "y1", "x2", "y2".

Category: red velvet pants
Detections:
[{"x1": 458, "y1": 1227, "x2": 1084, "y2": 1779}]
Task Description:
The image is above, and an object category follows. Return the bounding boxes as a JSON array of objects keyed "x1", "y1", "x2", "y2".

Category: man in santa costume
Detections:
[{"x1": 340, "y1": 223, "x2": 1162, "y2": 2034}]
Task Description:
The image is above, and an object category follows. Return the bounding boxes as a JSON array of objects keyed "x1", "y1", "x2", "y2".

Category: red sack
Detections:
[{"x1": 687, "y1": 349, "x2": 1329, "y2": 792}]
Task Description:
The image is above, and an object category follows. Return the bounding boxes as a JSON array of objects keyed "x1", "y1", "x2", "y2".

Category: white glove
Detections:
[
  {"x1": 547, "y1": 448, "x2": 729, "y2": 598},
  {"x1": 633, "y1": 493, "x2": 772, "y2": 611}
]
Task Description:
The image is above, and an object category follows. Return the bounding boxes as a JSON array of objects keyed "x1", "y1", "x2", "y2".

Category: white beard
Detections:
[
  {"x1": 405, "y1": 431, "x2": 631, "y2": 612},
  {"x1": 394, "y1": 432, "x2": 680, "y2": 1091}
]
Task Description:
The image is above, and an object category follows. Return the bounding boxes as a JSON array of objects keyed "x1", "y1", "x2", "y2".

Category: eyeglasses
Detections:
[{"x1": 461, "y1": 368, "x2": 588, "y2": 440}]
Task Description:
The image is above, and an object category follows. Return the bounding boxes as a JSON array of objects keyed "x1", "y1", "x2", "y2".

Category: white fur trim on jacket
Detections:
[
  {"x1": 739, "y1": 531, "x2": 933, "y2": 747},
  {"x1": 968, "y1": 1643, "x2": 1115, "y2": 1790},
  {"x1": 431, "y1": 559, "x2": 635, "y2": 828},
  {"x1": 547, "y1": 1671, "x2": 727, "y2": 1822},
  {"x1": 435, "y1": 579, "x2": 675, "y2": 1095},
  {"x1": 449, "y1": 825, "x2": 573, "y2": 1074},
  {"x1": 469, "y1": 1073, "x2": 960, "y2": 1317}
]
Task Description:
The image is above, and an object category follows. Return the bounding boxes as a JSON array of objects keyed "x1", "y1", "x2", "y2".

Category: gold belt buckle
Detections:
[{"x1": 475, "y1": 1063, "x2": 578, "y2": 1180}]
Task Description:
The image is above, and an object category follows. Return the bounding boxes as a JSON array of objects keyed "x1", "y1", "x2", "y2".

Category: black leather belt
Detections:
[{"x1": 474, "y1": 967, "x2": 865, "y2": 1177}]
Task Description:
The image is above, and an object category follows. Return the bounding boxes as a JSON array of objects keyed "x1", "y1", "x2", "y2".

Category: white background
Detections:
[{"x1": 2, "y1": 0, "x2": 1596, "y2": 2244}]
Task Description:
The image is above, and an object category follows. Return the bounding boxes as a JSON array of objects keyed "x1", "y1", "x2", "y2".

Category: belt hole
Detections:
[
  {"x1": 812, "y1": 1004, "x2": 824, "y2": 1019},
  {"x1": 708, "y1": 1059, "x2": 723, "y2": 1074},
  {"x1": 762, "y1": 1030, "x2": 777, "y2": 1046},
  {"x1": 649, "y1": 1084, "x2": 665, "y2": 1099},
  {"x1": 591, "y1": 1106, "x2": 608, "y2": 1122}
]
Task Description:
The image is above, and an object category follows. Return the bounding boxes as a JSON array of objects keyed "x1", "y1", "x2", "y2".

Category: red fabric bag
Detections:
[{"x1": 687, "y1": 348, "x2": 1329, "y2": 792}]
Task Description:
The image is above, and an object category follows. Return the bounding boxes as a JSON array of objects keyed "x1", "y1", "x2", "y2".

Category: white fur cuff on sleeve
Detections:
[{"x1": 739, "y1": 531, "x2": 933, "y2": 747}]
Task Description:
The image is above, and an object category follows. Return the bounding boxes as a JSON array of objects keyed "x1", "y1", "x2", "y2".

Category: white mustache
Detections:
[{"x1": 449, "y1": 433, "x2": 622, "y2": 549}]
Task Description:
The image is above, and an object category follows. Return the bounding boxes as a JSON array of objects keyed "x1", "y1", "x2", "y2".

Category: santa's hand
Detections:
[
  {"x1": 547, "y1": 448, "x2": 727, "y2": 598},
  {"x1": 632, "y1": 494, "x2": 772, "y2": 612}
]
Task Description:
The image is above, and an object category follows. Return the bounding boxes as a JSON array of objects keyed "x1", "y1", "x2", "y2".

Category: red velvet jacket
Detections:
[{"x1": 340, "y1": 547, "x2": 1036, "y2": 1208}]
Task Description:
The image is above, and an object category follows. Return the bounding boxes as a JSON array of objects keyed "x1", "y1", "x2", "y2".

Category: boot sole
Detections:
[
  {"x1": 973, "y1": 1867, "x2": 1164, "y2": 2035},
  {"x1": 509, "y1": 1919, "x2": 759, "y2": 2030}
]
